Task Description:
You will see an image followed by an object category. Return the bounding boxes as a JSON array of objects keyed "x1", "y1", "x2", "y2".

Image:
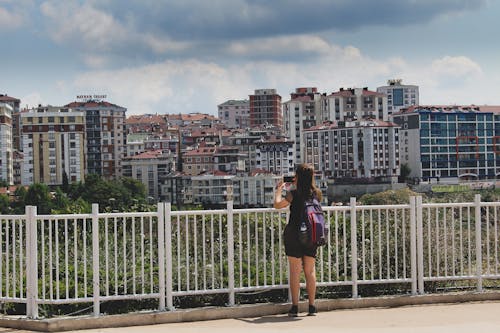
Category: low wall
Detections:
[{"x1": 329, "y1": 182, "x2": 407, "y2": 201}]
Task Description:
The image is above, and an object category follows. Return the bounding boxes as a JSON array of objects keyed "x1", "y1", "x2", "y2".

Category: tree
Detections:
[
  {"x1": 0, "y1": 179, "x2": 8, "y2": 187},
  {"x1": 25, "y1": 183, "x2": 53, "y2": 214},
  {"x1": 399, "y1": 163, "x2": 411, "y2": 183},
  {"x1": 0, "y1": 194, "x2": 10, "y2": 214}
]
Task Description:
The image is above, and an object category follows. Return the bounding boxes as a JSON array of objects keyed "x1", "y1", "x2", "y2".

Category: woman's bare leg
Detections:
[
  {"x1": 288, "y1": 256, "x2": 303, "y2": 305},
  {"x1": 302, "y1": 255, "x2": 316, "y2": 305}
]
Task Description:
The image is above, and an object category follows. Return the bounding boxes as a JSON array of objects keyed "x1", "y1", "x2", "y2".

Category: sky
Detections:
[{"x1": 1, "y1": 0, "x2": 499, "y2": 116}]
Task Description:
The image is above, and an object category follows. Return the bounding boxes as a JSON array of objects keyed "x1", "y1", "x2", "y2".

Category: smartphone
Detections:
[{"x1": 283, "y1": 176, "x2": 295, "y2": 191}]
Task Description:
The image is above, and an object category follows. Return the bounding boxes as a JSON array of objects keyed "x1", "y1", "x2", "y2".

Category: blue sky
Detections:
[{"x1": 1, "y1": 0, "x2": 499, "y2": 115}]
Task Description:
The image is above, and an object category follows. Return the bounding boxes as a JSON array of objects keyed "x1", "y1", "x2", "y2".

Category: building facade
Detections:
[
  {"x1": 304, "y1": 119, "x2": 400, "y2": 183},
  {"x1": 255, "y1": 137, "x2": 295, "y2": 175},
  {"x1": 283, "y1": 87, "x2": 322, "y2": 164},
  {"x1": 0, "y1": 94, "x2": 21, "y2": 151},
  {"x1": 377, "y1": 79, "x2": 419, "y2": 115},
  {"x1": 392, "y1": 105, "x2": 500, "y2": 182},
  {"x1": 218, "y1": 100, "x2": 250, "y2": 129},
  {"x1": 321, "y1": 87, "x2": 388, "y2": 122},
  {"x1": 0, "y1": 103, "x2": 13, "y2": 184},
  {"x1": 21, "y1": 106, "x2": 86, "y2": 185},
  {"x1": 249, "y1": 89, "x2": 282, "y2": 128},
  {"x1": 122, "y1": 150, "x2": 176, "y2": 201},
  {"x1": 66, "y1": 99, "x2": 126, "y2": 179}
]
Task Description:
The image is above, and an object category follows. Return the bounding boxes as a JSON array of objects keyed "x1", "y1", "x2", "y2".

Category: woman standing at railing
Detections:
[{"x1": 274, "y1": 163, "x2": 321, "y2": 317}]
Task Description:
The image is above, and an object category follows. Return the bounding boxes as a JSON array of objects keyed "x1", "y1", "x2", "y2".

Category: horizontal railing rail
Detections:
[{"x1": 0, "y1": 195, "x2": 499, "y2": 318}]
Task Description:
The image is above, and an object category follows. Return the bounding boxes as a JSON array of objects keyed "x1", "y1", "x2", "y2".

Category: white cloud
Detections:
[
  {"x1": 431, "y1": 55, "x2": 483, "y2": 78},
  {"x1": 20, "y1": 92, "x2": 44, "y2": 109},
  {"x1": 227, "y1": 35, "x2": 334, "y2": 56},
  {"x1": 0, "y1": 5, "x2": 24, "y2": 30}
]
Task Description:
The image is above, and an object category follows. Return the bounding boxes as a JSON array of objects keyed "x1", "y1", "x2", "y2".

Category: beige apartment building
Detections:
[{"x1": 21, "y1": 106, "x2": 86, "y2": 185}]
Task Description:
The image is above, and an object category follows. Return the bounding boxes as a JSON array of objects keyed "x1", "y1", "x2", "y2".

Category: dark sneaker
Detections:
[
  {"x1": 288, "y1": 305, "x2": 298, "y2": 317},
  {"x1": 308, "y1": 304, "x2": 317, "y2": 316}
]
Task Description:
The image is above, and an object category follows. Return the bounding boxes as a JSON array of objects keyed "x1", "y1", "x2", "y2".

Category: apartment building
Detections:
[
  {"x1": 66, "y1": 99, "x2": 126, "y2": 179},
  {"x1": 122, "y1": 150, "x2": 176, "y2": 201},
  {"x1": 249, "y1": 89, "x2": 282, "y2": 128},
  {"x1": 392, "y1": 105, "x2": 500, "y2": 182},
  {"x1": 283, "y1": 87, "x2": 322, "y2": 164},
  {"x1": 218, "y1": 99, "x2": 250, "y2": 128},
  {"x1": 377, "y1": 79, "x2": 419, "y2": 115},
  {"x1": 213, "y1": 146, "x2": 246, "y2": 174},
  {"x1": 232, "y1": 170, "x2": 280, "y2": 207},
  {"x1": 0, "y1": 103, "x2": 13, "y2": 185},
  {"x1": 255, "y1": 137, "x2": 295, "y2": 175},
  {"x1": 21, "y1": 106, "x2": 85, "y2": 185},
  {"x1": 321, "y1": 87, "x2": 388, "y2": 122},
  {"x1": 191, "y1": 171, "x2": 234, "y2": 206},
  {"x1": 304, "y1": 119, "x2": 400, "y2": 183},
  {"x1": 182, "y1": 146, "x2": 216, "y2": 175},
  {"x1": 0, "y1": 94, "x2": 21, "y2": 151}
]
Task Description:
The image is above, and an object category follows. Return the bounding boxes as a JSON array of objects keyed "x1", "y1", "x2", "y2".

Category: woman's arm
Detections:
[{"x1": 274, "y1": 180, "x2": 291, "y2": 209}]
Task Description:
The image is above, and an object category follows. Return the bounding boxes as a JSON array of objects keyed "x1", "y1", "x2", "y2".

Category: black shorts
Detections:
[{"x1": 283, "y1": 223, "x2": 317, "y2": 258}]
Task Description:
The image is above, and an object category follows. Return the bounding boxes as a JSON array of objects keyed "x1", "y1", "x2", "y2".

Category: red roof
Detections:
[
  {"x1": 126, "y1": 150, "x2": 165, "y2": 160},
  {"x1": 65, "y1": 101, "x2": 124, "y2": 109},
  {"x1": 0, "y1": 94, "x2": 20, "y2": 102}
]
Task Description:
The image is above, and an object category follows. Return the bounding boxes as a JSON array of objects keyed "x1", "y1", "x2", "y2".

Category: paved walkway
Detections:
[{"x1": 3, "y1": 301, "x2": 499, "y2": 333}]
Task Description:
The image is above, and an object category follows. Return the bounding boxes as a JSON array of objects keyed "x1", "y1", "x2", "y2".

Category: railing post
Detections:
[
  {"x1": 26, "y1": 206, "x2": 38, "y2": 319},
  {"x1": 409, "y1": 196, "x2": 417, "y2": 295},
  {"x1": 227, "y1": 200, "x2": 235, "y2": 306},
  {"x1": 158, "y1": 203, "x2": 166, "y2": 311},
  {"x1": 91, "y1": 204, "x2": 100, "y2": 317},
  {"x1": 165, "y1": 202, "x2": 174, "y2": 311},
  {"x1": 350, "y1": 197, "x2": 358, "y2": 298},
  {"x1": 475, "y1": 194, "x2": 483, "y2": 292},
  {"x1": 416, "y1": 196, "x2": 424, "y2": 295}
]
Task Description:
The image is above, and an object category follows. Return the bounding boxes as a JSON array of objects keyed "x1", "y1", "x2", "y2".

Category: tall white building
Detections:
[
  {"x1": 377, "y1": 79, "x2": 419, "y2": 115},
  {"x1": 321, "y1": 87, "x2": 388, "y2": 122},
  {"x1": 304, "y1": 119, "x2": 400, "y2": 183},
  {"x1": 21, "y1": 106, "x2": 86, "y2": 185},
  {"x1": 218, "y1": 100, "x2": 250, "y2": 128},
  {"x1": 283, "y1": 87, "x2": 322, "y2": 164},
  {"x1": 0, "y1": 103, "x2": 13, "y2": 185},
  {"x1": 255, "y1": 137, "x2": 295, "y2": 175}
]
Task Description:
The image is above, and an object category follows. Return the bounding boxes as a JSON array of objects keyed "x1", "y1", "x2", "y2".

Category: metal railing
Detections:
[{"x1": 0, "y1": 195, "x2": 499, "y2": 319}]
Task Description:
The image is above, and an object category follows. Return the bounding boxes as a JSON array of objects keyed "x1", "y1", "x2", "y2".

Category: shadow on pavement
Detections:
[{"x1": 236, "y1": 315, "x2": 303, "y2": 324}]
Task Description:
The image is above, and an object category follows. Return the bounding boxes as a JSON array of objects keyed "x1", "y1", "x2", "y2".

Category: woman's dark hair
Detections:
[{"x1": 295, "y1": 163, "x2": 322, "y2": 201}]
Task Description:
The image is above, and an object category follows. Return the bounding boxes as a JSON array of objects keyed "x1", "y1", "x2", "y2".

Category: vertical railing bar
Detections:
[
  {"x1": 55, "y1": 219, "x2": 60, "y2": 300},
  {"x1": 74, "y1": 218, "x2": 78, "y2": 299},
  {"x1": 459, "y1": 207, "x2": 464, "y2": 276},
  {"x1": 105, "y1": 217, "x2": 109, "y2": 296},
  {"x1": 451, "y1": 208, "x2": 456, "y2": 276},
  {"x1": 177, "y1": 214, "x2": 181, "y2": 291},
  {"x1": 113, "y1": 217, "x2": 119, "y2": 295},
  {"x1": 370, "y1": 209, "x2": 374, "y2": 281},
  {"x1": 495, "y1": 206, "x2": 499, "y2": 275},
  {"x1": 394, "y1": 208, "x2": 398, "y2": 280},
  {"x1": 122, "y1": 216, "x2": 127, "y2": 295},
  {"x1": 416, "y1": 196, "x2": 424, "y2": 295},
  {"x1": 20, "y1": 219, "x2": 24, "y2": 299},
  {"x1": 149, "y1": 216, "x2": 154, "y2": 293},
  {"x1": 427, "y1": 207, "x2": 431, "y2": 278},
  {"x1": 157, "y1": 203, "x2": 166, "y2": 312},
  {"x1": 377, "y1": 209, "x2": 382, "y2": 280},
  {"x1": 361, "y1": 209, "x2": 366, "y2": 280},
  {"x1": 83, "y1": 216, "x2": 87, "y2": 297},
  {"x1": 227, "y1": 201, "x2": 235, "y2": 306},
  {"x1": 210, "y1": 214, "x2": 214, "y2": 290},
  {"x1": 435, "y1": 207, "x2": 439, "y2": 277},
  {"x1": 350, "y1": 197, "x2": 358, "y2": 298},
  {"x1": 409, "y1": 197, "x2": 417, "y2": 295},
  {"x1": 49, "y1": 218, "x2": 53, "y2": 300},
  {"x1": 335, "y1": 210, "x2": 339, "y2": 281},
  {"x1": 443, "y1": 207, "x2": 448, "y2": 277},
  {"x1": 91, "y1": 204, "x2": 100, "y2": 317},
  {"x1": 165, "y1": 203, "x2": 174, "y2": 311},
  {"x1": 246, "y1": 213, "x2": 251, "y2": 287},
  {"x1": 467, "y1": 206, "x2": 472, "y2": 275},
  {"x1": 402, "y1": 207, "x2": 407, "y2": 279},
  {"x1": 385, "y1": 208, "x2": 390, "y2": 280},
  {"x1": 12, "y1": 219, "x2": 16, "y2": 298},
  {"x1": 327, "y1": 210, "x2": 332, "y2": 282},
  {"x1": 279, "y1": 210, "x2": 285, "y2": 285},
  {"x1": 132, "y1": 216, "x2": 136, "y2": 295},
  {"x1": 263, "y1": 212, "x2": 267, "y2": 286},
  {"x1": 5, "y1": 215, "x2": 9, "y2": 298},
  {"x1": 343, "y1": 210, "x2": 347, "y2": 281},
  {"x1": 185, "y1": 214, "x2": 190, "y2": 291},
  {"x1": 41, "y1": 216, "x2": 46, "y2": 300},
  {"x1": 486, "y1": 207, "x2": 490, "y2": 275},
  {"x1": 254, "y1": 212, "x2": 259, "y2": 286},
  {"x1": 219, "y1": 213, "x2": 223, "y2": 288},
  {"x1": 202, "y1": 214, "x2": 207, "y2": 290},
  {"x1": 475, "y1": 194, "x2": 482, "y2": 292},
  {"x1": 238, "y1": 213, "x2": 243, "y2": 288},
  {"x1": 0, "y1": 218, "x2": 3, "y2": 299},
  {"x1": 194, "y1": 214, "x2": 198, "y2": 291},
  {"x1": 140, "y1": 216, "x2": 145, "y2": 295},
  {"x1": 270, "y1": 211, "x2": 275, "y2": 285},
  {"x1": 65, "y1": 218, "x2": 69, "y2": 299}
]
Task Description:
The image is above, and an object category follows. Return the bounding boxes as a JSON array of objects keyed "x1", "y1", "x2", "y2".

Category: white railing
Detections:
[{"x1": 0, "y1": 195, "x2": 499, "y2": 319}]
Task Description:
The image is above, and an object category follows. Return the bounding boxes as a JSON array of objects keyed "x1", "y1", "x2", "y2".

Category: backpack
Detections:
[{"x1": 298, "y1": 196, "x2": 328, "y2": 247}]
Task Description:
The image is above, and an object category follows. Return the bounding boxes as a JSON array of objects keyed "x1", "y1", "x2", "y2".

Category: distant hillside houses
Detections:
[{"x1": 3, "y1": 81, "x2": 500, "y2": 206}]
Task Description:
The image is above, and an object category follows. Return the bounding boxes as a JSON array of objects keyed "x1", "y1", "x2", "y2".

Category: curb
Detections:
[{"x1": 1, "y1": 291, "x2": 500, "y2": 332}]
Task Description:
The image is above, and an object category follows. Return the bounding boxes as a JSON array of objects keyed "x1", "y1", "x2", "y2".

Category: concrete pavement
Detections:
[{"x1": 4, "y1": 301, "x2": 499, "y2": 333}]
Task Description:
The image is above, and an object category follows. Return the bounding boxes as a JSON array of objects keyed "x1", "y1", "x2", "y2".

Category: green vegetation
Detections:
[{"x1": 0, "y1": 175, "x2": 151, "y2": 214}]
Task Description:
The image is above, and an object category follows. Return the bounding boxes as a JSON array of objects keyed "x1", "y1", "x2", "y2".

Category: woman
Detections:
[{"x1": 274, "y1": 163, "x2": 321, "y2": 317}]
